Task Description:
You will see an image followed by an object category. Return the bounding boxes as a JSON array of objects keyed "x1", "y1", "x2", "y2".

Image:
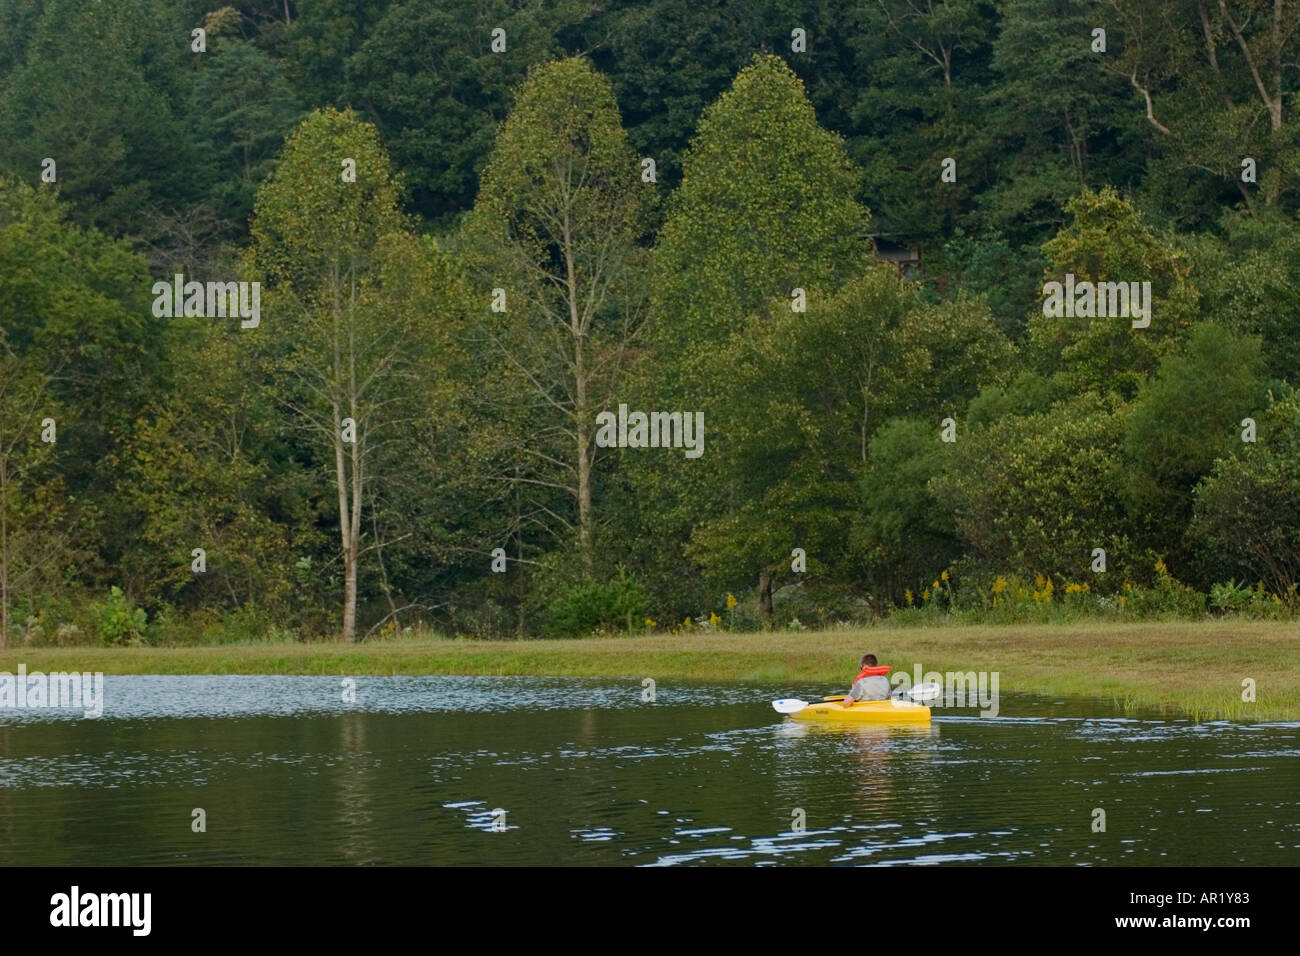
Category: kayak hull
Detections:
[{"x1": 789, "y1": 699, "x2": 931, "y2": 724}]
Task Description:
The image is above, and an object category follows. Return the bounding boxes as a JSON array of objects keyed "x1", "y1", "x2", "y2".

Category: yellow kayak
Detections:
[{"x1": 784, "y1": 698, "x2": 931, "y2": 724}]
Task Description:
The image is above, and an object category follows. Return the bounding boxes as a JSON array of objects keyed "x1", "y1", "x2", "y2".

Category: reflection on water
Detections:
[{"x1": 0, "y1": 677, "x2": 1296, "y2": 866}]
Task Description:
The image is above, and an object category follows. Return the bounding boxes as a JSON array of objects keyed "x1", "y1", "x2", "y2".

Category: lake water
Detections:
[{"x1": 1, "y1": 676, "x2": 1297, "y2": 866}]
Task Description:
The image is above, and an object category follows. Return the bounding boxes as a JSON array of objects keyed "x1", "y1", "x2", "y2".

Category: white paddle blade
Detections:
[
  {"x1": 772, "y1": 698, "x2": 808, "y2": 714},
  {"x1": 906, "y1": 682, "x2": 942, "y2": 702}
]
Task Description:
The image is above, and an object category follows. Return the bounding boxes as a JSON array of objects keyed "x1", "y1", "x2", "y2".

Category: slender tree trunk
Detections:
[
  {"x1": 859, "y1": 360, "x2": 874, "y2": 463},
  {"x1": 327, "y1": 265, "x2": 364, "y2": 644},
  {"x1": 341, "y1": 423, "x2": 358, "y2": 645},
  {"x1": 333, "y1": 409, "x2": 355, "y2": 642},
  {"x1": 575, "y1": 343, "x2": 592, "y2": 576},
  {"x1": 331, "y1": 269, "x2": 355, "y2": 642},
  {"x1": 758, "y1": 568, "x2": 773, "y2": 621},
  {"x1": 513, "y1": 463, "x2": 526, "y2": 637},
  {"x1": 347, "y1": 309, "x2": 363, "y2": 641},
  {"x1": 343, "y1": 546, "x2": 358, "y2": 641},
  {"x1": 566, "y1": 219, "x2": 593, "y2": 577},
  {"x1": 346, "y1": 456, "x2": 361, "y2": 642}
]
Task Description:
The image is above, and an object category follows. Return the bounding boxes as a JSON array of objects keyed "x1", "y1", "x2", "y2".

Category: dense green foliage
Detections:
[{"x1": 2, "y1": 1, "x2": 1298, "y2": 642}]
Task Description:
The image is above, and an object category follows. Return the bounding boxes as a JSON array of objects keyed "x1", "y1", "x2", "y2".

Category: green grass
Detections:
[{"x1": 2, "y1": 620, "x2": 1296, "y2": 721}]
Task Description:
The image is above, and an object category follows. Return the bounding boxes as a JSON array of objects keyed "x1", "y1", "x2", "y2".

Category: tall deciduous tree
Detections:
[
  {"x1": 621, "y1": 53, "x2": 870, "y2": 618},
  {"x1": 247, "y1": 107, "x2": 431, "y2": 642},
  {"x1": 652, "y1": 53, "x2": 870, "y2": 348},
  {"x1": 464, "y1": 57, "x2": 651, "y2": 576}
]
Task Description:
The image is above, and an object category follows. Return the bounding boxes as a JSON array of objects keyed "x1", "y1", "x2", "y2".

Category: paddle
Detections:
[
  {"x1": 772, "y1": 698, "x2": 813, "y2": 713},
  {"x1": 899, "y1": 682, "x2": 942, "y2": 702},
  {"x1": 772, "y1": 682, "x2": 941, "y2": 713}
]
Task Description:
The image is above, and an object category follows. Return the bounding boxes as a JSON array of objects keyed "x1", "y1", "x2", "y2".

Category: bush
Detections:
[
  {"x1": 1192, "y1": 391, "x2": 1300, "y2": 600},
  {"x1": 89, "y1": 587, "x2": 148, "y2": 646},
  {"x1": 930, "y1": 393, "x2": 1134, "y2": 582},
  {"x1": 1209, "y1": 579, "x2": 1250, "y2": 615},
  {"x1": 1243, "y1": 582, "x2": 1292, "y2": 619},
  {"x1": 545, "y1": 567, "x2": 646, "y2": 637},
  {"x1": 1124, "y1": 560, "x2": 1205, "y2": 619}
]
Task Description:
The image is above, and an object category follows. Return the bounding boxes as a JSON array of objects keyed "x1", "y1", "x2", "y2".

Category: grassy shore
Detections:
[{"x1": 2, "y1": 620, "x2": 1296, "y2": 720}]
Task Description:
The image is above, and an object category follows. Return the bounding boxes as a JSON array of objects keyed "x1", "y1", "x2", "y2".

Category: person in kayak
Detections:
[{"x1": 843, "y1": 654, "x2": 891, "y2": 707}]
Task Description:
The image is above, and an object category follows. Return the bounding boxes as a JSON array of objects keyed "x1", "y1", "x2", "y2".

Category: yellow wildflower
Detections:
[
  {"x1": 726, "y1": 593, "x2": 738, "y2": 610},
  {"x1": 941, "y1": 570, "x2": 949, "y2": 582},
  {"x1": 709, "y1": 611, "x2": 721, "y2": 627},
  {"x1": 905, "y1": 589, "x2": 914, "y2": 606}
]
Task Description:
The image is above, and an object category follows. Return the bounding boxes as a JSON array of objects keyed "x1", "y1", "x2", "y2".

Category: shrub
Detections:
[
  {"x1": 89, "y1": 587, "x2": 148, "y2": 646},
  {"x1": 930, "y1": 393, "x2": 1134, "y2": 581},
  {"x1": 546, "y1": 567, "x2": 646, "y2": 637},
  {"x1": 1125, "y1": 560, "x2": 1205, "y2": 619},
  {"x1": 1209, "y1": 579, "x2": 1250, "y2": 615},
  {"x1": 1192, "y1": 392, "x2": 1300, "y2": 600},
  {"x1": 1242, "y1": 581, "x2": 1290, "y2": 620}
]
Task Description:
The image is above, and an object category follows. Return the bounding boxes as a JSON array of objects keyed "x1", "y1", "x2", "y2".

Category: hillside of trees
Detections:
[{"x1": 2, "y1": 1, "x2": 1299, "y2": 643}]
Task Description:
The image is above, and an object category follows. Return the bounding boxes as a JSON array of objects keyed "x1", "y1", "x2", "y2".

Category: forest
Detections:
[{"x1": 1, "y1": 0, "x2": 1299, "y2": 645}]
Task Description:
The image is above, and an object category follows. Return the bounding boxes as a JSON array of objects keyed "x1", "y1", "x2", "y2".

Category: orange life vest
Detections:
[{"x1": 855, "y1": 664, "x2": 890, "y2": 681}]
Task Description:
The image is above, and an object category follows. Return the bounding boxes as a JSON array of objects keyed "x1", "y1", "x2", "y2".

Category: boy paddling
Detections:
[{"x1": 843, "y1": 654, "x2": 892, "y2": 707}]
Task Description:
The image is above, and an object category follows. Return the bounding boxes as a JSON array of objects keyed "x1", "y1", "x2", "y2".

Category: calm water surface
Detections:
[{"x1": 1, "y1": 676, "x2": 1296, "y2": 866}]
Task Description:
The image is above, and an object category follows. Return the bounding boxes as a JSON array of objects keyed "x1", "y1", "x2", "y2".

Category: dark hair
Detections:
[{"x1": 860, "y1": 653, "x2": 877, "y2": 667}]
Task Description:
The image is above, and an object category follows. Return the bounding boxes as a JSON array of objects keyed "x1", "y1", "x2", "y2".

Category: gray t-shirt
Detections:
[{"x1": 848, "y1": 675, "x2": 892, "y2": 702}]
